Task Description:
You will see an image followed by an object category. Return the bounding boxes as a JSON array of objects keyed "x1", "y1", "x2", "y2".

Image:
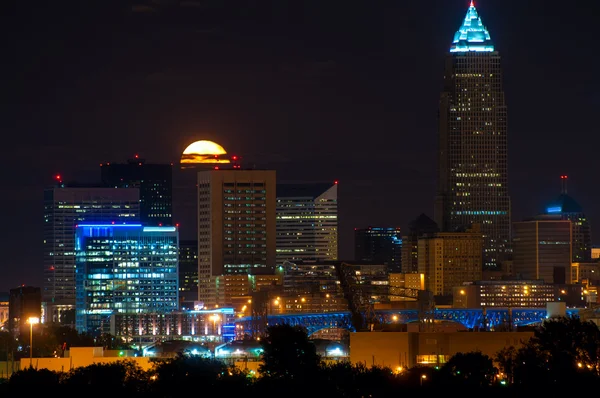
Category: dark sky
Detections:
[{"x1": 2, "y1": 0, "x2": 599, "y2": 292}]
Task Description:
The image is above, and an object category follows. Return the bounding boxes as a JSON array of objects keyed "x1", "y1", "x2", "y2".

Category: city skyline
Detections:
[{"x1": 2, "y1": 0, "x2": 600, "y2": 292}]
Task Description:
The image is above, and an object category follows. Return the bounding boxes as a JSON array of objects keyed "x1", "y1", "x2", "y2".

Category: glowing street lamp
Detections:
[
  {"x1": 27, "y1": 317, "x2": 40, "y2": 365},
  {"x1": 210, "y1": 314, "x2": 220, "y2": 335}
]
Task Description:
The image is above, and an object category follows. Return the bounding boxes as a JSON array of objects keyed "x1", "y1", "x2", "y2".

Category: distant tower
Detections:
[
  {"x1": 401, "y1": 214, "x2": 439, "y2": 273},
  {"x1": 196, "y1": 169, "x2": 276, "y2": 305},
  {"x1": 43, "y1": 180, "x2": 140, "y2": 325},
  {"x1": 544, "y1": 175, "x2": 592, "y2": 262},
  {"x1": 276, "y1": 182, "x2": 338, "y2": 264},
  {"x1": 434, "y1": 2, "x2": 510, "y2": 271},
  {"x1": 100, "y1": 156, "x2": 173, "y2": 226},
  {"x1": 353, "y1": 227, "x2": 402, "y2": 273}
]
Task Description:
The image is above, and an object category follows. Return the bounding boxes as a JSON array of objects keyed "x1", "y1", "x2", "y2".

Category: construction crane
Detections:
[{"x1": 335, "y1": 262, "x2": 378, "y2": 332}]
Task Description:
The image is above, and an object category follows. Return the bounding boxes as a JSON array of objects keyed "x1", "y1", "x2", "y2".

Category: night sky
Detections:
[{"x1": 2, "y1": 0, "x2": 599, "y2": 292}]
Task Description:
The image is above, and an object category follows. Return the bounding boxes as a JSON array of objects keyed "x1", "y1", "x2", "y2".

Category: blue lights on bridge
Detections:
[{"x1": 236, "y1": 308, "x2": 580, "y2": 336}]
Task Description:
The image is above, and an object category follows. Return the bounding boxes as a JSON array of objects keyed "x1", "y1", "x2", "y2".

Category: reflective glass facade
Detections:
[{"x1": 75, "y1": 224, "x2": 179, "y2": 335}]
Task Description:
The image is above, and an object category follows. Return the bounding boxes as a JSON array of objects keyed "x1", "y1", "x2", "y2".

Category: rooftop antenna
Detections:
[{"x1": 560, "y1": 175, "x2": 568, "y2": 194}]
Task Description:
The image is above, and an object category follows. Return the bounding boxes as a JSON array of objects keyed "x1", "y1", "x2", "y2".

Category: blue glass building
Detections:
[
  {"x1": 75, "y1": 224, "x2": 179, "y2": 335},
  {"x1": 435, "y1": 2, "x2": 510, "y2": 270}
]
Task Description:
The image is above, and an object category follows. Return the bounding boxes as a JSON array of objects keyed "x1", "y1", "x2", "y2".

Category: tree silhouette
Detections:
[
  {"x1": 258, "y1": 324, "x2": 320, "y2": 380},
  {"x1": 439, "y1": 351, "x2": 498, "y2": 387}
]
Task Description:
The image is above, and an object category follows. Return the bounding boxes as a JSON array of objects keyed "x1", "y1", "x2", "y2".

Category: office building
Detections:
[
  {"x1": 179, "y1": 240, "x2": 199, "y2": 309},
  {"x1": 197, "y1": 169, "x2": 276, "y2": 304},
  {"x1": 100, "y1": 156, "x2": 173, "y2": 226},
  {"x1": 354, "y1": 227, "x2": 402, "y2": 273},
  {"x1": 418, "y1": 224, "x2": 483, "y2": 298},
  {"x1": 43, "y1": 183, "x2": 140, "y2": 324},
  {"x1": 434, "y1": 3, "x2": 510, "y2": 271},
  {"x1": 74, "y1": 224, "x2": 179, "y2": 335},
  {"x1": 8, "y1": 286, "x2": 41, "y2": 337},
  {"x1": 276, "y1": 182, "x2": 338, "y2": 264},
  {"x1": 174, "y1": 140, "x2": 241, "y2": 241},
  {"x1": 401, "y1": 214, "x2": 439, "y2": 274},
  {"x1": 512, "y1": 218, "x2": 572, "y2": 284},
  {"x1": 543, "y1": 176, "x2": 592, "y2": 262}
]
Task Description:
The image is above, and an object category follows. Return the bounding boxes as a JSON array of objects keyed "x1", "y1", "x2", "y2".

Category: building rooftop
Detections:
[
  {"x1": 450, "y1": 2, "x2": 494, "y2": 53},
  {"x1": 276, "y1": 182, "x2": 335, "y2": 198},
  {"x1": 545, "y1": 193, "x2": 584, "y2": 214}
]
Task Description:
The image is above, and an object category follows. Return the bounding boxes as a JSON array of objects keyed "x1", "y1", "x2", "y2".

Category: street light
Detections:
[
  {"x1": 420, "y1": 374, "x2": 427, "y2": 386},
  {"x1": 210, "y1": 314, "x2": 220, "y2": 335},
  {"x1": 27, "y1": 317, "x2": 39, "y2": 366}
]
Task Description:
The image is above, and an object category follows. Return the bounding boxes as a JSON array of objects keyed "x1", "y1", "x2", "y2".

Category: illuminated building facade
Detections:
[
  {"x1": 197, "y1": 170, "x2": 276, "y2": 304},
  {"x1": 543, "y1": 176, "x2": 592, "y2": 262},
  {"x1": 179, "y1": 240, "x2": 198, "y2": 309},
  {"x1": 512, "y1": 219, "x2": 572, "y2": 284},
  {"x1": 43, "y1": 185, "x2": 140, "y2": 324},
  {"x1": 354, "y1": 227, "x2": 402, "y2": 273},
  {"x1": 100, "y1": 157, "x2": 173, "y2": 226},
  {"x1": 0, "y1": 293, "x2": 8, "y2": 331},
  {"x1": 417, "y1": 225, "x2": 483, "y2": 298},
  {"x1": 276, "y1": 182, "x2": 338, "y2": 264},
  {"x1": 453, "y1": 280, "x2": 555, "y2": 308},
  {"x1": 74, "y1": 224, "x2": 179, "y2": 335},
  {"x1": 110, "y1": 308, "x2": 236, "y2": 347},
  {"x1": 435, "y1": 3, "x2": 510, "y2": 271},
  {"x1": 280, "y1": 260, "x2": 388, "y2": 308},
  {"x1": 206, "y1": 274, "x2": 282, "y2": 309}
]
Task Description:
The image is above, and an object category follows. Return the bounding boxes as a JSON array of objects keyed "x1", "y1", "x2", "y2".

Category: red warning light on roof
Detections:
[
  {"x1": 176, "y1": 223, "x2": 180, "y2": 227},
  {"x1": 55, "y1": 174, "x2": 62, "y2": 180},
  {"x1": 334, "y1": 180, "x2": 339, "y2": 184},
  {"x1": 560, "y1": 175, "x2": 568, "y2": 179},
  {"x1": 232, "y1": 155, "x2": 238, "y2": 161},
  {"x1": 214, "y1": 166, "x2": 219, "y2": 170},
  {"x1": 134, "y1": 154, "x2": 139, "y2": 159}
]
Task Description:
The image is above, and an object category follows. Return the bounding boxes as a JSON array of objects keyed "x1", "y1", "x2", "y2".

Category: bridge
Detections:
[{"x1": 236, "y1": 308, "x2": 581, "y2": 336}]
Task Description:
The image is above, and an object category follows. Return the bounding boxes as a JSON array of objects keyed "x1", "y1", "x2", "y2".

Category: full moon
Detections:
[{"x1": 180, "y1": 140, "x2": 231, "y2": 166}]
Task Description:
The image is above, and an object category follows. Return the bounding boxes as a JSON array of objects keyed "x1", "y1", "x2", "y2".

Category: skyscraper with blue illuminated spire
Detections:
[{"x1": 435, "y1": 2, "x2": 510, "y2": 270}]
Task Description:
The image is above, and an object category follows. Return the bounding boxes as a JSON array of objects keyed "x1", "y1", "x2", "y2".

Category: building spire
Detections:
[
  {"x1": 450, "y1": 3, "x2": 494, "y2": 53},
  {"x1": 560, "y1": 175, "x2": 568, "y2": 194}
]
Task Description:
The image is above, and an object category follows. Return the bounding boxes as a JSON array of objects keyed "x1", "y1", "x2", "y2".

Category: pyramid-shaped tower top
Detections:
[{"x1": 450, "y1": 1, "x2": 494, "y2": 53}]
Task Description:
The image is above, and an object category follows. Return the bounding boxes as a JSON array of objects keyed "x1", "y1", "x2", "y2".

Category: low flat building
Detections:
[{"x1": 350, "y1": 330, "x2": 534, "y2": 370}]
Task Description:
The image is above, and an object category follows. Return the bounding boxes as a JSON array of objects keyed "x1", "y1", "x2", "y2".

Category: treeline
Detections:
[{"x1": 1, "y1": 316, "x2": 599, "y2": 397}]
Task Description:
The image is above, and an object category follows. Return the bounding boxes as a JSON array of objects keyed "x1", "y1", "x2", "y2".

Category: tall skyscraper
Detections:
[
  {"x1": 74, "y1": 224, "x2": 179, "y2": 334},
  {"x1": 43, "y1": 183, "x2": 140, "y2": 324},
  {"x1": 197, "y1": 169, "x2": 276, "y2": 304},
  {"x1": 276, "y1": 182, "x2": 338, "y2": 264},
  {"x1": 435, "y1": 2, "x2": 510, "y2": 270},
  {"x1": 353, "y1": 227, "x2": 402, "y2": 273},
  {"x1": 100, "y1": 156, "x2": 173, "y2": 226}
]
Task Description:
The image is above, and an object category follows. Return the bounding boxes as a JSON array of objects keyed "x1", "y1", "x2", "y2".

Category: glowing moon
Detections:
[{"x1": 180, "y1": 140, "x2": 231, "y2": 165}]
